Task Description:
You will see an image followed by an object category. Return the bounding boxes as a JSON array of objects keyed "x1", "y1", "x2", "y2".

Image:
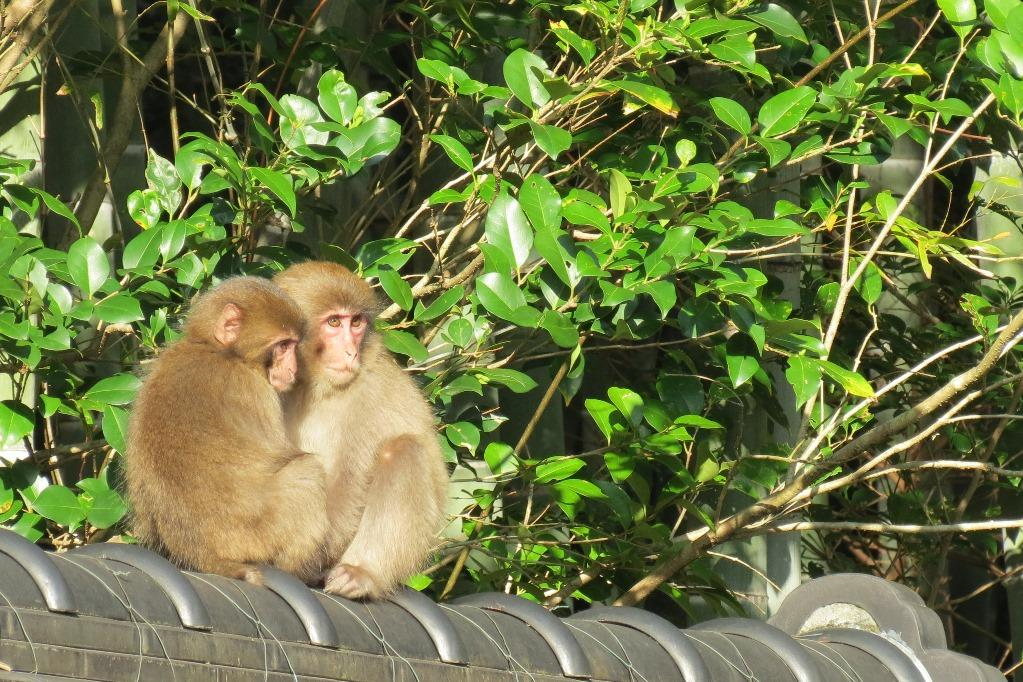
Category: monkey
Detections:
[
  {"x1": 272, "y1": 261, "x2": 449, "y2": 599},
  {"x1": 123, "y1": 276, "x2": 329, "y2": 585}
]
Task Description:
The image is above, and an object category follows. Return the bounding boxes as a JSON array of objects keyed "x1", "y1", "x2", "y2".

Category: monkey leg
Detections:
[{"x1": 324, "y1": 434, "x2": 446, "y2": 600}]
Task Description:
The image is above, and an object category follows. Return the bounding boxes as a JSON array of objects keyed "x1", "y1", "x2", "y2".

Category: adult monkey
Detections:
[
  {"x1": 274, "y1": 262, "x2": 449, "y2": 599},
  {"x1": 125, "y1": 277, "x2": 328, "y2": 585}
]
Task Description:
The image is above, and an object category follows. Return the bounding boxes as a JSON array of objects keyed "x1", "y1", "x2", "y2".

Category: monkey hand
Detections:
[{"x1": 323, "y1": 563, "x2": 382, "y2": 600}]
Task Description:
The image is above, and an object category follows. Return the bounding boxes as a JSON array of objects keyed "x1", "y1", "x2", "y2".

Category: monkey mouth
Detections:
[{"x1": 325, "y1": 364, "x2": 359, "y2": 375}]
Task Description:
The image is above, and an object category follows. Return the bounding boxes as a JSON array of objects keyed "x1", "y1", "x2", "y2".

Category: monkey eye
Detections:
[
  {"x1": 326, "y1": 315, "x2": 342, "y2": 328},
  {"x1": 351, "y1": 314, "x2": 366, "y2": 328}
]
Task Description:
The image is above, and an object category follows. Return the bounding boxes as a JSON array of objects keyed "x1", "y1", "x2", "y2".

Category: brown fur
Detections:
[
  {"x1": 274, "y1": 262, "x2": 449, "y2": 599},
  {"x1": 124, "y1": 277, "x2": 328, "y2": 584}
]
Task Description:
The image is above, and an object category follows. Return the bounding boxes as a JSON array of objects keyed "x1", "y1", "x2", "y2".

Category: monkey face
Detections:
[
  {"x1": 315, "y1": 308, "x2": 369, "y2": 385},
  {"x1": 267, "y1": 338, "x2": 300, "y2": 392}
]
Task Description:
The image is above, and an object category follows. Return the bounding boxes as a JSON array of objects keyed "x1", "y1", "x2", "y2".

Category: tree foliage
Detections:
[{"x1": 2, "y1": 0, "x2": 1023, "y2": 662}]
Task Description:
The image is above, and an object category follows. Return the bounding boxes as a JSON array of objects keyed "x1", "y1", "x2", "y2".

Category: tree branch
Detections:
[
  {"x1": 614, "y1": 305, "x2": 1023, "y2": 606},
  {"x1": 73, "y1": 9, "x2": 191, "y2": 233}
]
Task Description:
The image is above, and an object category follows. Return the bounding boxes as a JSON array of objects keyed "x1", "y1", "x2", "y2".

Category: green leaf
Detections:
[
  {"x1": 678, "y1": 164, "x2": 720, "y2": 195},
  {"x1": 607, "y1": 80, "x2": 679, "y2": 116},
  {"x1": 642, "y1": 280, "x2": 677, "y2": 318},
  {"x1": 102, "y1": 405, "x2": 129, "y2": 454},
  {"x1": 442, "y1": 318, "x2": 476, "y2": 347},
  {"x1": 585, "y1": 398, "x2": 617, "y2": 442},
  {"x1": 758, "y1": 86, "x2": 817, "y2": 137},
  {"x1": 483, "y1": 442, "x2": 517, "y2": 475},
  {"x1": 416, "y1": 57, "x2": 453, "y2": 83},
  {"x1": 83, "y1": 488, "x2": 127, "y2": 529},
  {"x1": 377, "y1": 268, "x2": 413, "y2": 311},
  {"x1": 709, "y1": 97, "x2": 752, "y2": 135},
  {"x1": 416, "y1": 286, "x2": 464, "y2": 321},
  {"x1": 819, "y1": 359, "x2": 875, "y2": 397},
  {"x1": 381, "y1": 329, "x2": 429, "y2": 363},
  {"x1": 248, "y1": 168, "x2": 297, "y2": 217},
  {"x1": 986, "y1": 0, "x2": 1017, "y2": 31},
  {"x1": 540, "y1": 309, "x2": 579, "y2": 348},
  {"x1": 430, "y1": 134, "x2": 474, "y2": 173},
  {"x1": 550, "y1": 21, "x2": 596, "y2": 65},
  {"x1": 785, "y1": 356, "x2": 822, "y2": 407},
  {"x1": 31, "y1": 188, "x2": 81, "y2": 231},
  {"x1": 855, "y1": 259, "x2": 883, "y2": 305},
  {"x1": 67, "y1": 237, "x2": 110, "y2": 298},
  {"x1": 0, "y1": 401, "x2": 33, "y2": 449},
  {"x1": 528, "y1": 121, "x2": 572, "y2": 159},
  {"x1": 725, "y1": 335, "x2": 760, "y2": 388},
  {"x1": 608, "y1": 387, "x2": 643, "y2": 427},
  {"x1": 747, "y1": 3, "x2": 808, "y2": 43},
  {"x1": 708, "y1": 37, "x2": 755, "y2": 67},
  {"x1": 122, "y1": 226, "x2": 164, "y2": 270},
  {"x1": 756, "y1": 136, "x2": 791, "y2": 167},
  {"x1": 145, "y1": 150, "x2": 182, "y2": 213},
  {"x1": 554, "y1": 479, "x2": 606, "y2": 499},
  {"x1": 317, "y1": 69, "x2": 357, "y2": 124},
  {"x1": 445, "y1": 422, "x2": 481, "y2": 452},
  {"x1": 94, "y1": 294, "x2": 144, "y2": 324},
  {"x1": 11, "y1": 512, "x2": 43, "y2": 542},
  {"x1": 535, "y1": 457, "x2": 585, "y2": 483},
  {"x1": 32, "y1": 485, "x2": 86, "y2": 526},
  {"x1": 83, "y1": 374, "x2": 141, "y2": 406},
  {"x1": 474, "y1": 367, "x2": 538, "y2": 393},
  {"x1": 608, "y1": 169, "x2": 631, "y2": 218},
  {"x1": 985, "y1": 74, "x2": 1023, "y2": 117},
  {"x1": 937, "y1": 0, "x2": 977, "y2": 39},
  {"x1": 503, "y1": 49, "x2": 551, "y2": 110},
  {"x1": 278, "y1": 94, "x2": 327, "y2": 147},
  {"x1": 519, "y1": 174, "x2": 562, "y2": 233},
  {"x1": 484, "y1": 194, "x2": 533, "y2": 270}
]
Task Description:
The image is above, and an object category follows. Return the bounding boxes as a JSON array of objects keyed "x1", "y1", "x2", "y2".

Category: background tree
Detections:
[{"x1": 2, "y1": 0, "x2": 1023, "y2": 673}]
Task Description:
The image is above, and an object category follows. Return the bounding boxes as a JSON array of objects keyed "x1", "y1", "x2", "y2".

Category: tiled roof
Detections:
[{"x1": 0, "y1": 529, "x2": 1005, "y2": 681}]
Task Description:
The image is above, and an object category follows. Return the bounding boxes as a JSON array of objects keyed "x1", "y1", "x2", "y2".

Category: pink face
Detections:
[
  {"x1": 317, "y1": 308, "x2": 368, "y2": 382},
  {"x1": 268, "y1": 338, "x2": 299, "y2": 392}
]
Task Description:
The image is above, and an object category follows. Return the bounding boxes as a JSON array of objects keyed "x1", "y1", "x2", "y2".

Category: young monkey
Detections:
[
  {"x1": 273, "y1": 262, "x2": 449, "y2": 599},
  {"x1": 124, "y1": 277, "x2": 328, "y2": 584}
]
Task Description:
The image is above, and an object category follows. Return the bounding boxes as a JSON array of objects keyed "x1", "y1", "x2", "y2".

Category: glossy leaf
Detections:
[
  {"x1": 381, "y1": 329, "x2": 429, "y2": 363},
  {"x1": 785, "y1": 356, "x2": 822, "y2": 407},
  {"x1": 83, "y1": 374, "x2": 141, "y2": 406},
  {"x1": 0, "y1": 401, "x2": 33, "y2": 449},
  {"x1": 32, "y1": 485, "x2": 85, "y2": 526},
  {"x1": 503, "y1": 49, "x2": 551, "y2": 110},
  {"x1": 430, "y1": 134, "x2": 474, "y2": 173},
  {"x1": 318, "y1": 69, "x2": 357, "y2": 124},
  {"x1": 748, "y1": 3, "x2": 808, "y2": 43},
  {"x1": 758, "y1": 87, "x2": 817, "y2": 137},
  {"x1": 484, "y1": 194, "x2": 533, "y2": 270},
  {"x1": 535, "y1": 457, "x2": 585, "y2": 483},
  {"x1": 377, "y1": 268, "x2": 414, "y2": 310},
  {"x1": 94, "y1": 294, "x2": 144, "y2": 324},
  {"x1": 249, "y1": 168, "x2": 297, "y2": 216},
  {"x1": 102, "y1": 405, "x2": 129, "y2": 454},
  {"x1": 67, "y1": 237, "x2": 110, "y2": 298},
  {"x1": 709, "y1": 97, "x2": 752, "y2": 135},
  {"x1": 528, "y1": 122, "x2": 572, "y2": 159},
  {"x1": 938, "y1": 0, "x2": 977, "y2": 39},
  {"x1": 819, "y1": 360, "x2": 875, "y2": 397}
]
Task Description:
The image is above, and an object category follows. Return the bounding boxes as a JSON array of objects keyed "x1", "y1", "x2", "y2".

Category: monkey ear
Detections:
[{"x1": 214, "y1": 303, "x2": 243, "y2": 346}]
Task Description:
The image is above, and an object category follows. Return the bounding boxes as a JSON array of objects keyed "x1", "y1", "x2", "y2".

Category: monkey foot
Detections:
[
  {"x1": 241, "y1": 565, "x2": 265, "y2": 586},
  {"x1": 324, "y1": 563, "x2": 380, "y2": 599}
]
